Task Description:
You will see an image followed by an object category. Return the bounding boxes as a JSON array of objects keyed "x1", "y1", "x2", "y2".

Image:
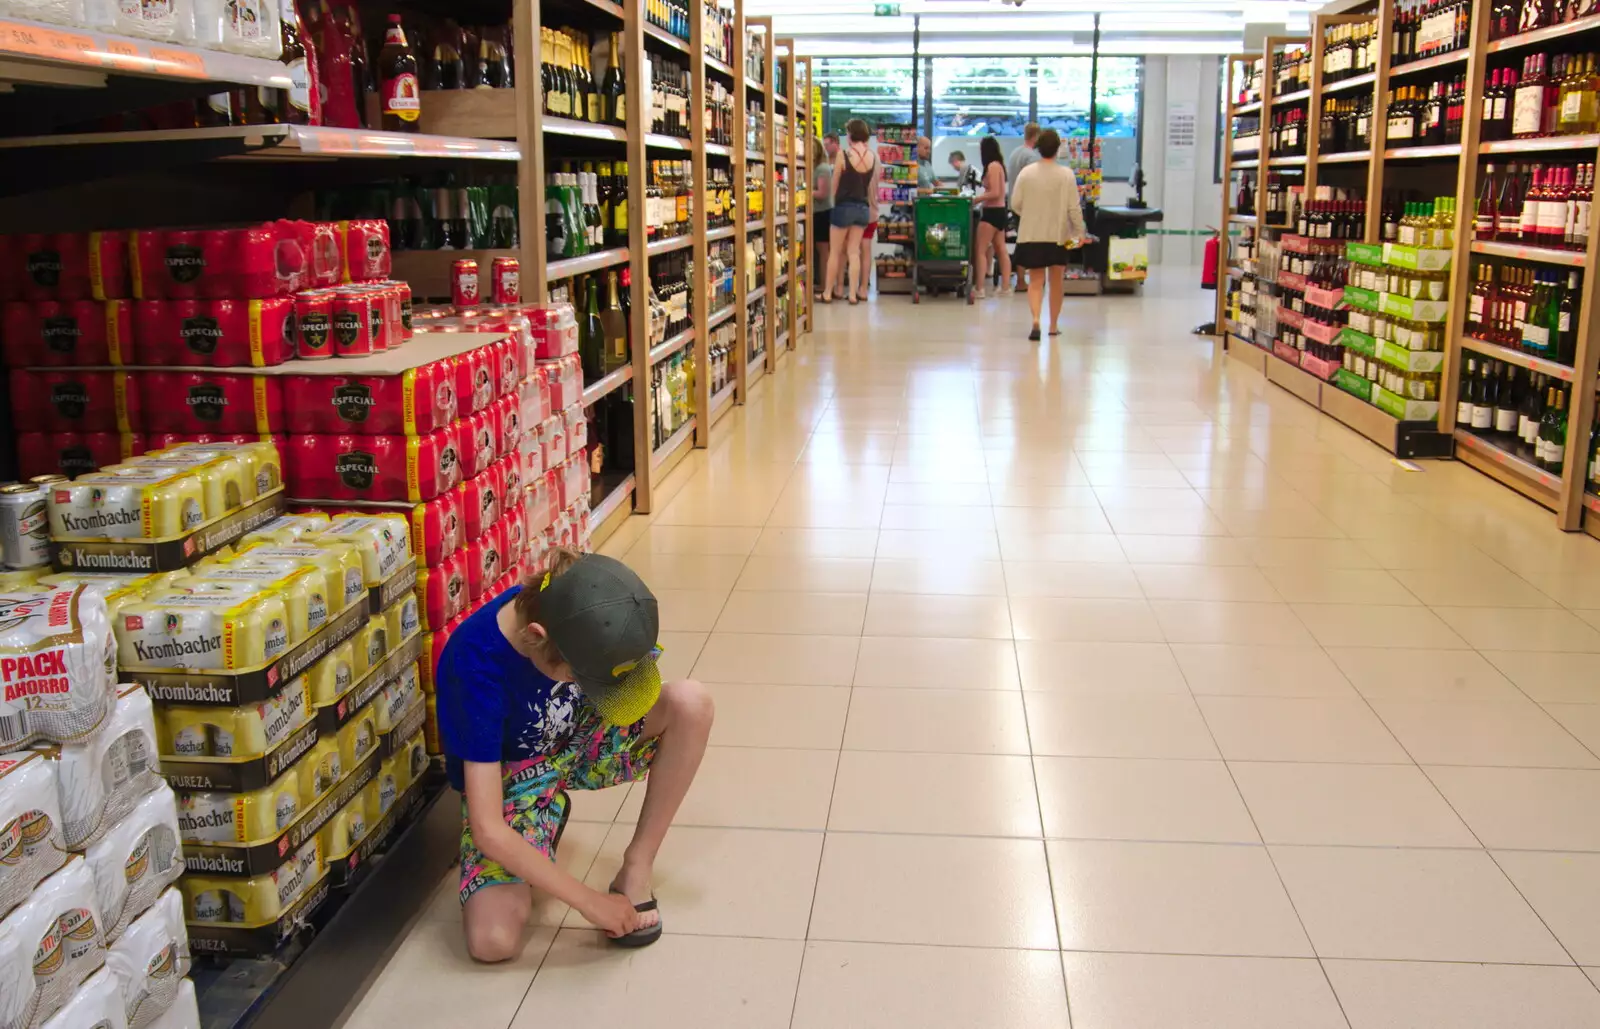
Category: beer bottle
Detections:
[
  {"x1": 279, "y1": 0, "x2": 316, "y2": 125},
  {"x1": 378, "y1": 13, "x2": 422, "y2": 133}
]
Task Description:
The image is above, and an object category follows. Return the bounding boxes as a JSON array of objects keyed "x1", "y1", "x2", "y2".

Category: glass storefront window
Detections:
[
  {"x1": 930, "y1": 57, "x2": 1031, "y2": 188},
  {"x1": 815, "y1": 57, "x2": 915, "y2": 137},
  {"x1": 1035, "y1": 56, "x2": 1142, "y2": 180}
]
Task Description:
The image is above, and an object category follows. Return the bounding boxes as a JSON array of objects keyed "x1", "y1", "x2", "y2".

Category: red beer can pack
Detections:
[
  {"x1": 404, "y1": 491, "x2": 463, "y2": 568},
  {"x1": 132, "y1": 297, "x2": 295, "y2": 367},
  {"x1": 464, "y1": 520, "x2": 507, "y2": 602},
  {"x1": 136, "y1": 371, "x2": 285, "y2": 435},
  {"x1": 15, "y1": 431, "x2": 145, "y2": 480},
  {"x1": 452, "y1": 259, "x2": 479, "y2": 310},
  {"x1": 456, "y1": 463, "x2": 503, "y2": 544},
  {"x1": 2, "y1": 300, "x2": 135, "y2": 367},
  {"x1": 282, "y1": 359, "x2": 457, "y2": 436},
  {"x1": 285, "y1": 428, "x2": 463, "y2": 503},
  {"x1": 294, "y1": 291, "x2": 336, "y2": 360},
  {"x1": 416, "y1": 551, "x2": 468, "y2": 631},
  {"x1": 10, "y1": 369, "x2": 139, "y2": 433},
  {"x1": 491, "y1": 257, "x2": 519, "y2": 306},
  {"x1": 338, "y1": 219, "x2": 391, "y2": 282},
  {"x1": 1, "y1": 232, "x2": 128, "y2": 302},
  {"x1": 331, "y1": 289, "x2": 375, "y2": 357},
  {"x1": 459, "y1": 409, "x2": 498, "y2": 480}
]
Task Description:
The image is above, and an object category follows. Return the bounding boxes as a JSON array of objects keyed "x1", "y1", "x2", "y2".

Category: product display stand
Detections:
[{"x1": 1220, "y1": 0, "x2": 1600, "y2": 530}]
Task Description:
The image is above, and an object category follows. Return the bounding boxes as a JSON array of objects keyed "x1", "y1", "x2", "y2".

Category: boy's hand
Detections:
[{"x1": 578, "y1": 888, "x2": 642, "y2": 937}]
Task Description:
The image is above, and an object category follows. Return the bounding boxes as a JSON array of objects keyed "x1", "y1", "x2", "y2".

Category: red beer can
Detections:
[
  {"x1": 395, "y1": 280, "x2": 414, "y2": 340},
  {"x1": 332, "y1": 289, "x2": 373, "y2": 357},
  {"x1": 452, "y1": 259, "x2": 480, "y2": 310},
  {"x1": 294, "y1": 290, "x2": 335, "y2": 360},
  {"x1": 491, "y1": 257, "x2": 520, "y2": 306}
]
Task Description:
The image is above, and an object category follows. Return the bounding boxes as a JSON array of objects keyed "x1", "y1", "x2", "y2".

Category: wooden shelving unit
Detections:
[{"x1": 1218, "y1": 0, "x2": 1600, "y2": 533}]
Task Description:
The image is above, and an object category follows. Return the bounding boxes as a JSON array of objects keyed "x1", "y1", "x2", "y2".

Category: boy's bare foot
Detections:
[{"x1": 610, "y1": 861, "x2": 661, "y2": 933}]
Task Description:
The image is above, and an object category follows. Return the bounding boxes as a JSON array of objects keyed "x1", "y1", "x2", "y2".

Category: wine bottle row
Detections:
[
  {"x1": 542, "y1": 28, "x2": 625, "y2": 127},
  {"x1": 650, "y1": 353, "x2": 693, "y2": 450},
  {"x1": 1466, "y1": 259, "x2": 1583, "y2": 364},
  {"x1": 1481, "y1": 53, "x2": 1600, "y2": 141},
  {"x1": 1474, "y1": 162, "x2": 1594, "y2": 250},
  {"x1": 649, "y1": 55, "x2": 692, "y2": 139},
  {"x1": 1490, "y1": 0, "x2": 1600, "y2": 42},
  {"x1": 1320, "y1": 96, "x2": 1374, "y2": 154},
  {"x1": 1458, "y1": 357, "x2": 1582, "y2": 474},
  {"x1": 1324, "y1": 20, "x2": 1379, "y2": 83},
  {"x1": 1392, "y1": 0, "x2": 1473, "y2": 66},
  {"x1": 649, "y1": 253, "x2": 693, "y2": 342},
  {"x1": 547, "y1": 162, "x2": 628, "y2": 260},
  {"x1": 1384, "y1": 75, "x2": 1468, "y2": 147}
]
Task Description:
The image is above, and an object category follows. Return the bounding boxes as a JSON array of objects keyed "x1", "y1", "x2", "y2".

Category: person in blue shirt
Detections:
[{"x1": 435, "y1": 547, "x2": 713, "y2": 961}]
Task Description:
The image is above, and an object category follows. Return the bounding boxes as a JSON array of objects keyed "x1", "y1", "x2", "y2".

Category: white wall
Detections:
[{"x1": 1136, "y1": 55, "x2": 1224, "y2": 266}]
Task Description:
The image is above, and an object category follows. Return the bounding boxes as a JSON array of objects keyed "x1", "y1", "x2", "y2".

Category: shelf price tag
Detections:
[
  {"x1": 100, "y1": 37, "x2": 148, "y2": 71},
  {"x1": 147, "y1": 46, "x2": 206, "y2": 77}
]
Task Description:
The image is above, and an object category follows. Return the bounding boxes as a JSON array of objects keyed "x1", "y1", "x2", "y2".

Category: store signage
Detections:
[{"x1": 874, "y1": 4, "x2": 900, "y2": 15}]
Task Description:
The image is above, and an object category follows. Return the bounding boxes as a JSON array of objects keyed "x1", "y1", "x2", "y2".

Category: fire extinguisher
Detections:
[{"x1": 1201, "y1": 229, "x2": 1220, "y2": 291}]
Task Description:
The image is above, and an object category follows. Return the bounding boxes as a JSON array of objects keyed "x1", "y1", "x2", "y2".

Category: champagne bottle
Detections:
[{"x1": 580, "y1": 274, "x2": 605, "y2": 381}]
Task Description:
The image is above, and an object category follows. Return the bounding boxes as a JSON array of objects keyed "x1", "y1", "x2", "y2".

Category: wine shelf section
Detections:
[
  {"x1": 0, "y1": 124, "x2": 522, "y2": 160},
  {"x1": 1319, "y1": 150, "x2": 1372, "y2": 163},
  {"x1": 0, "y1": 15, "x2": 292, "y2": 87},
  {"x1": 1468, "y1": 240, "x2": 1586, "y2": 267},
  {"x1": 1453, "y1": 429, "x2": 1563, "y2": 509},
  {"x1": 649, "y1": 328, "x2": 695, "y2": 365},
  {"x1": 1480, "y1": 134, "x2": 1600, "y2": 155},
  {"x1": 652, "y1": 416, "x2": 697, "y2": 468},
  {"x1": 547, "y1": 247, "x2": 631, "y2": 281},
  {"x1": 708, "y1": 225, "x2": 736, "y2": 241},
  {"x1": 543, "y1": 116, "x2": 627, "y2": 143},
  {"x1": 1268, "y1": 155, "x2": 1308, "y2": 167},
  {"x1": 707, "y1": 305, "x2": 736, "y2": 331},
  {"x1": 748, "y1": 283, "x2": 767, "y2": 304},
  {"x1": 582, "y1": 364, "x2": 634, "y2": 407},
  {"x1": 591, "y1": 474, "x2": 636, "y2": 528},
  {"x1": 1382, "y1": 143, "x2": 1462, "y2": 161},
  {"x1": 1273, "y1": 88, "x2": 1312, "y2": 106},
  {"x1": 1487, "y1": 12, "x2": 1600, "y2": 52},
  {"x1": 1387, "y1": 48, "x2": 1470, "y2": 77},
  {"x1": 642, "y1": 22, "x2": 688, "y2": 54},
  {"x1": 1323, "y1": 71, "x2": 1377, "y2": 95},
  {"x1": 646, "y1": 233, "x2": 693, "y2": 256},
  {"x1": 644, "y1": 133, "x2": 690, "y2": 151},
  {"x1": 1455, "y1": 336, "x2": 1588, "y2": 383}
]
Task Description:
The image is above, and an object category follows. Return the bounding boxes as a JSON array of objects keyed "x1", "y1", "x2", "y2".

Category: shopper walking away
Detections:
[
  {"x1": 1005, "y1": 123, "x2": 1042, "y2": 292},
  {"x1": 437, "y1": 548, "x2": 714, "y2": 960},
  {"x1": 917, "y1": 136, "x2": 935, "y2": 191},
  {"x1": 972, "y1": 135, "x2": 1013, "y2": 299},
  {"x1": 822, "y1": 118, "x2": 878, "y2": 305},
  {"x1": 811, "y1": 137, "x2": 833, "y2": 298},
  {"x1": 1009, "y1": 128, "x2": 1088, "y2": 341}
]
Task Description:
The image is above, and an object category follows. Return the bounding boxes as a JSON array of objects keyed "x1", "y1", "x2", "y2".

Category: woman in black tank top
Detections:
[{"x1": 823, "y1": 118, "x2": 879, "y2": 305}]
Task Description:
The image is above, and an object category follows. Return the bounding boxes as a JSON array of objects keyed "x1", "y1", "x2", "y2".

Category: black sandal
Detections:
[
  {"x1": 608, "y1": 891, "x2": 663, "y2": 948},
  {"x1": 1028, "y1": 327, "x2": 1041, "y2": 342}
]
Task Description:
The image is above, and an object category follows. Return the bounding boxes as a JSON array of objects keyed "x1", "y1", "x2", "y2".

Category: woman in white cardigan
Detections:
[{"x1": 1009, "y1": 128, "x2": 1089, "y2": 342}]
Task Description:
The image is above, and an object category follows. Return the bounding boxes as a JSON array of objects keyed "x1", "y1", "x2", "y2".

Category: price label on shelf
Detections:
[
  {"x1": 148, "y1": 46, "x2": 206, "y2": 77},
  {"x1": 101, "y1": 37, "x2": 147, "y2": 70}
]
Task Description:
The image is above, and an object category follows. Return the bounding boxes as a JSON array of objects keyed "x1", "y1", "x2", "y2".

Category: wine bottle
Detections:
[
  {"x1": 600, "y1": 270, "x2": 629, "y2": 372},
  {"x1": 580, "y1": 274, "x2": 605, "y2": 381},
  {"x1": 1494, "y1": 362, "x2": 1520, "y2": 435}
]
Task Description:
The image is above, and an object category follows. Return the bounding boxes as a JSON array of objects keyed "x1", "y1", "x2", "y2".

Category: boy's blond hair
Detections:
[{"x1": 512, "y1": 546, "x2": 584, "y2": 662}]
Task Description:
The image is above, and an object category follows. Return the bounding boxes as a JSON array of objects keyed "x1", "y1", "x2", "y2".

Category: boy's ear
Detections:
[{"x1": 525, "y1": 622, "x2": 552, "y2": 645}]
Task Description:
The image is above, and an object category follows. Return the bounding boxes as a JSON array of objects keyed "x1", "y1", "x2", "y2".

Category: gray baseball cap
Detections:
[{"x1": 538, "y1": 554, "x2": 662, "y2": 726}]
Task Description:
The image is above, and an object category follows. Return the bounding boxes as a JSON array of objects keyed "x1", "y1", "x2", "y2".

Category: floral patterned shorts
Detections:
[{"x1": 458, "y1": 700, "x2": 657, "y2": 903}]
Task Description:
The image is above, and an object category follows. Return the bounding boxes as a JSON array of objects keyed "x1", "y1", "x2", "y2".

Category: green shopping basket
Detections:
[{"x1": 914, "y1": 195, "x2": 971, "y2": 263}]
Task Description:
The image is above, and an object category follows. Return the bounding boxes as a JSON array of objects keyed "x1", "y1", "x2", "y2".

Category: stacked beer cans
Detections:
[{"x1": 1, "y1": 222, "x2": 405, "y2": 482}]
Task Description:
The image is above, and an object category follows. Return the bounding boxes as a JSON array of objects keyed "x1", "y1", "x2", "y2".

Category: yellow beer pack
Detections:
[
  {"x1": 318, "y1": 790, "x2": 368, "y2": 861},
  {"x1": 336, "y1": 701, "x2": 378, "y2": 769},
  {"x1": 116, "y1": 589, "x2": 290, "y2": 671},
  {"x1": 47, "y1": 470, "x2": 205, "y2": 540},
  {"x1": 376, "y1": 663, "x2": 420, "y2": 733},
  {"x1": 184, "y1": 564, "x2": 330, "y2": 645},
  {"x1": 143, "y1": 441, "x2": 282, "y2": 503},
  {"x1": 296, "y1": 738, "x2": 343, "y2": 803},
  {"x1": 350, "y1": 615, "x2": 388, "y2": 680},
  {"x1": 384, "y1": 591, "x2": 420, "y2": 645},
  {"x1": 175, "y1": 766, "x2": 302, "y2": 846},
  {"x1": 230, "y1": 542, "x2": 365, "y2": 615},
  {"x1": 312, "y1": 514, "x2": 411, "y2": 586},
  {"x1": 157, "y1": 679, "x2": 311, "y2": 760},
  {"x1": 305, "y1": 640, "x2": 355, "y2": 706},
  {"x1": 181, "y1": 837, "x2": 321, "y2": 926},
  {"x1": 38, "y1": 571, "x2": 161, "y2": 624},
  {"x1": 238, "y1": 514, "x2": 331, "y2": 547}
]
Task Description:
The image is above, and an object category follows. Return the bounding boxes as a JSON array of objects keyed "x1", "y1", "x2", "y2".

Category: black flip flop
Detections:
[
  {"x1": 1028, "y1": 327, "x2": 1041, "y2": 342},
  {"x1": 608, "y1": 890, "x2": 663, "y2": 948}
]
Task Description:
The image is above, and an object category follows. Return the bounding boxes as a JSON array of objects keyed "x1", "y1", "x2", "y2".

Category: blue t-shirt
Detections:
[{"x1": 436, "y1": 586, "x2": 584, "y2": 790}]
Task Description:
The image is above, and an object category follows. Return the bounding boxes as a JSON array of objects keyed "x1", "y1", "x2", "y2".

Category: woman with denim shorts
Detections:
[{"x1": 822, "y1": 118, "x2": 879, "y2": 305}]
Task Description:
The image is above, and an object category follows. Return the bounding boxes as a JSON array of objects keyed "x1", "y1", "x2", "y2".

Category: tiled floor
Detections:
[{"x1": 347, "y1": 270, "x2": 1600, "y2": 1028}]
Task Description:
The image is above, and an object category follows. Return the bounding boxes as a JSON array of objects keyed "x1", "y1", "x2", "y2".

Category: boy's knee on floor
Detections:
[
  {"x1": 465, "y1": 920, "x2": 525, "y2": 963},
  {"x1": 665, "y1": 677, "x2": 715, "y2": 729}
]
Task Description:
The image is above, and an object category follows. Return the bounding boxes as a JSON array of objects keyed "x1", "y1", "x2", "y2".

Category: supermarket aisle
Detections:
[{"x1": 347, "y1": 268, "x2": 1600, "y2": 1029}]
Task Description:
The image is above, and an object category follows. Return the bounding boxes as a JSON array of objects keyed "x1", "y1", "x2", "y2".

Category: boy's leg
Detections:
[
  {"x1": 463, "y1": 883, "x2": 532, "y2": 963},
  {"x1": 609, "y1": 678, "x2": 714, "y2": 919}
]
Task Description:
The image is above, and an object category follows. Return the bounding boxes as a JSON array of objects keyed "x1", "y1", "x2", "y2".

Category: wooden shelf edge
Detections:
[
  {"x1": 1453, "y1": 429, "x2": 1563, "y2": 510},
  {"x1": 582, "y1": 363, "x2": 634, "y2": 407}
]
